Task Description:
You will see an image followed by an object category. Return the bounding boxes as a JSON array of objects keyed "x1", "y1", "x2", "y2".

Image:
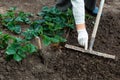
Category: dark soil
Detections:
[{"x1": 0, "y1": 0, "x2": 120, "y2": 80}]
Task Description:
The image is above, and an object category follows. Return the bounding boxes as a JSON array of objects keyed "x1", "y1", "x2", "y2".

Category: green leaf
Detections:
[
  {"x1": 3, "y1": 34, "x2": 11, "y2": 40},
  {"x1": 0, "y1": 31, "x2": 2, "y2": 35},
  {"x1": 0, "y1": 34, "x2": 11, "y2": 49},
  {"x1": 24, "y1": 18, "x2": 31, "y2": 24},
  {"x1": 38, "y1": 27, "x2": 43, "y2": 35},
  {"x1": 43, "y1": 35, "x2": 51, "y2": 46},
  {"x1": 44, "y1": 16, "x2": 52, "y2": 21},
  {"x1": 54, "y1": 35, "x2": 67, "y2": 43},
  {"x1": 4, "y1": 18, "x2": 14, "y2": 23},
  {"x1": 51, "y1": 38, "x2": 59, "y2": 43},
  {"x1": 9, "y1": 7, "x2": 17, "y2": 11},
  {"x1": 31, "y1": 20, "x2": 45, "y2": 25},
  {"x1": 13, "y1": 54, "x2": 22, "y2": 62},
  {"x1": 5, "y1": 46, "x2": 16, "y2": 55},
  {"x1": 6, "y1": 22, "x2": 15, "y2": 31},
  {"x1": 17, "y1": 50, "x2": 26, "y2": 58},
  {"x1": 14, "y1": 37, "x2": 23, "y2": 43},
  {"x1": 0, "y1": 14, "x2": 2, "y2": 18},
  {"x1": 59, "y1": 37, "x2": 67, "y2": 42},
  {"x1": 65, "y1": 23, "x2": 74, "y2": 29},
  {"x1": 26, "y1": 44, "x2": 37, "y2": 54},
  {"x1": 41, "y1": 6, "x2": 49, "y2": 12},
  {"x1": 14, "y1": 25, "x2": 21, "y2": 34},
  {"x1": 22, "y1": 29, "x2": 36, "y2": 40},
  {"x1": 15, "y1": 16, "x2": 23, "y2": 22},
  {"x1": 4, "y1": 11, "x2": 15, "y2": 18},
  {"x1": 5, "y1": 42, "x2": 19, "y2": 55}
]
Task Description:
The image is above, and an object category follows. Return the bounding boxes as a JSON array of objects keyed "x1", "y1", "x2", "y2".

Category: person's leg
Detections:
[
  {"x1": 84, "y1": 0, "x2": 96, "y2": 11},
  {"x1": 84, "y1": 0, "x2": 99, "y2": 16},
  {"x1": 56, "y1": 0, "x2": 99, "y2": 16},
  {"x1": 55, "y1": 0, "x2": 72, "y2": 11}
]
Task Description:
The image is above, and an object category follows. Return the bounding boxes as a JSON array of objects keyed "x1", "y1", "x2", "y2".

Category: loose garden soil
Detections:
[{"x1": 0, "y1": 0, "x2": 120, "y2": 80}]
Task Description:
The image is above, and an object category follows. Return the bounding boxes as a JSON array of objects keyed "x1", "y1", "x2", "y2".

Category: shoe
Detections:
[{"x1": 85, "y1": 6, "x2": 99, "y2": 17}]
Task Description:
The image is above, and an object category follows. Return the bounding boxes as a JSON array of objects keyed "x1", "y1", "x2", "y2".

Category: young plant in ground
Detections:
[
  {"x1": 36, "y1": 6, "x2": 74, "y2": 46},
  {"x1": 22, "y1": 20, "x2": 44, "y2": 40},
  {"x1": 5, "y1": 37, "x2": 37, "y2": 61},
  {"x1": 0, "y1": 31, "x2": 12, "y2": 49},
  {"x1": 0, "y1": 31, "x2": 37, "y2": 62},
  {"x1": 38, "y1": 6, "x2": 75, "y2": 29},
  {"x1": 0, "y1": 7, "x2": 32, "y2": 34}
]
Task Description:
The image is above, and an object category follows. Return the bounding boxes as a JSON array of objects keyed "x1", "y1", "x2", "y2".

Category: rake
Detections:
[{"x1": 65, "y1": 0, "x2": 116, "y2": 59}]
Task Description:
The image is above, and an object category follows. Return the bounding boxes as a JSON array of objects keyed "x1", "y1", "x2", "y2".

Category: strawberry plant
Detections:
[
  {"x1": 0, "y1": 31, "x2": 37, "y2": 61},
  {"x1": 22, "y1": 20, "x2": 44, "y2": 40},
  {"x1": 22, "y1": 6, "x2": 74, "y2": 46},
  {"x1": 0, "y1": 6, "x2": 93, "y2": 62},
  {"x1": 38, "y1": 6, "x2": 75, "y2": 29},
  {"x1": 0, "y1": 7, "x2": 32, "y2": 34},
  {"x1": 0, "y1": 31, "x2": 12, "y2": 49},
  {"x1": 37, "y1": 6, "x2": 75, "y2": 46},
  {"x1": 5, "y1": 38, "x2": 37, "y2": 61}
]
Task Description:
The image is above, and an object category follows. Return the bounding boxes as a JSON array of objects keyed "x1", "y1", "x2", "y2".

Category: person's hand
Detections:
[{"x1": 77, "y1": 28, "x2": 88, "y2": 50}]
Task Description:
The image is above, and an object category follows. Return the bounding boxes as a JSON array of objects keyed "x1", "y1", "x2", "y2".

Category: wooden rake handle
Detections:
[{"x1": 89, "y1": 0, "x2": 105, "y2": 50}]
